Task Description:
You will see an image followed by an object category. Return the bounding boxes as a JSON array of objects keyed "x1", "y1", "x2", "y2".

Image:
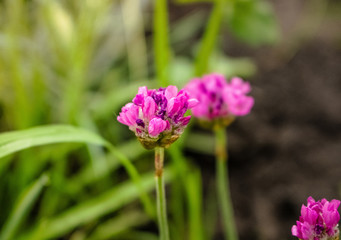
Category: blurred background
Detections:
[{"x1": 0, "y1": 0, "x2": 340, "y2": 240}]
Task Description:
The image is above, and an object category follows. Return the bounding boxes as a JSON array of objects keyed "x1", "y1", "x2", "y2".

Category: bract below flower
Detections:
[
  {"x1": 185, "y1": 73, "x2": 254, "y2": 128},
  {"x1": 292, "y1": 196, "x2": 340, "y2": 240},
  {"x1": 117, "y1": 86, "x2": 198, "y2": 149}
]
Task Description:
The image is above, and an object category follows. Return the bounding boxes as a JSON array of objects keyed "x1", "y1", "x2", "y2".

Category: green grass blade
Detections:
[
  {"x1": 66, "y1": 140, "x2": 145, "y2": 195},
  {"x1": 88, "y1": 210, "x2": 149, "y2": 240},
  {"x1": 112, "y1": 231, "x2": 159, "y2": 240},
  {"x1": 194, "y1": 0, "x2": 224, "y2": 76},
  {"x1": 0, "y1": 174, "x2": 49, "y2": 240},
  {"x1": 5, "y1": 0, "x2": 32, "y2": 129},
  {"x1": 154, "y1": 0, "x2": 170, "y2": 86},
  {"x1": 106, "y1": 145, "x2": 156, "y2": 219},
  {"x1": 0, "y1": 125, "x2": 107, "y2": 162},
  {"x1": 121, "y1": 0, "x2": 148, "y2": 81},
  {"x1": 41, "y1": 168, "x2": 173, "y2": 239},
  {"x1": 0, "y1": 124, "x2": 155, "y2": 221},
  {"x1": 169, "y1": 145, "x2": 205, "y2": 240},
  {"x1": 186, "y1": 169, "x2": 204, "y2": 240}
]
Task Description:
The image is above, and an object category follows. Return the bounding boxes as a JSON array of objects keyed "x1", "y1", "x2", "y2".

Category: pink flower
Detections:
[
  {"x1": 292, "y1": 197, "x2": 340, "y2": 240},
  {"x1": 117, "y1": 86, "x2": 198, "y2": 149},
  {"x1": 185, "y1": 74, "x2": 254, "y2": 126}
]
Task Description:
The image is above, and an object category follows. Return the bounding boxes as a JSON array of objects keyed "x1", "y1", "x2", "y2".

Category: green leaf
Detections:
[
  {"x1": 106, "y1": 144, "x2": 156, "y2": 218},
  {"x1": 0, "y1": 125, "x2": 107, "y2": 159},
  {"x1": 88, "y1": 210, "x2": 149, "y2": 240},
  {"x1": 0, "y1": 125, "x2": 107, "y2": 172},
  {"x1": 0, "y1": 174, "x2": 49, "y2": 240},
  {"x1": 186, "y1": 169, "x2": 204, "y2": 240},
  {"x1": 168, "y1": 144, "x2": 205, "y2": 240},
  {"x1": 39, "y1": 169, "x2": 173, "y2": 239},
  {"x1": 0, "y1": 125, "x2": 154, "y2": 221},
  {"x1": 66, "y1": 140, "x2": 145, "y2": 196},
  {"x1": 229, "y1": 0, "x2": 280, "y2": 46},
  {"x1": 111, "y1": 231, "x2": 159, "y2": 240}
]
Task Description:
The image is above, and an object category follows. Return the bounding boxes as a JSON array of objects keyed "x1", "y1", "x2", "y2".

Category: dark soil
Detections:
[
  {"x1": 229, "y1": 41, "x2": 341, "y2": 240},
  {"x1": 226, "y1": 1, "x2": 341, "y2": 239}
]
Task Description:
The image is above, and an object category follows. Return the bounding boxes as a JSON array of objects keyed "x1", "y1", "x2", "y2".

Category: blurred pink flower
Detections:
[
  {"x1": 292, "y1": 196, "x2": 340, "y2": 240},
  {"x1": 117, "y1": 86, "x2": 198, "y2": 149},
  {"x1": 185, "y1": 74, "x2": 254, "y2": 123}
]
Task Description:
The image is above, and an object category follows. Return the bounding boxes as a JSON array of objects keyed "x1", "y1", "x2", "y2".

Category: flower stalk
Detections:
[
  {"x1": 117, "y1": 85, "x2": 198, "y2": 240},
  {"x1": 155, "y1": 147, "x2": 170, "y2": 240},
  {"x1": 215, "y1": 127, "x2": 238, "y2": 240}
]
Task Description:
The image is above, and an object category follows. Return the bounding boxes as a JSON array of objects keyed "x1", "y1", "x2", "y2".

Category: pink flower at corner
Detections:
[
  {"x1": 292, "y1": 196, "x2": 340, "y2": 240},
  {"x1": 117, "y1": 86, "x2": 198, "y2": 149},
  {"x1": 185, "y1": 74, "x2": 254, "y2": 123}
]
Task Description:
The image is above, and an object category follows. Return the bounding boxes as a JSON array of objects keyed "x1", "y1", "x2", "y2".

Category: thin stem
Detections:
[
  {"x1": 214, "y1": 128, "x2": 238, "y2": 240},
  {"x1": 153, "y1": 0, "x2": 170, "y2": 87},
  {"x1": 155, "y1": 147, "x2": 170, "y2": 240},
  {"x1": 194, "y1": 0, "x2": 224, "y2": 76}
]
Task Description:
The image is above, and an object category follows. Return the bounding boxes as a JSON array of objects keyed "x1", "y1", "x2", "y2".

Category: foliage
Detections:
[{"x1": 0, "y1": 0, "x2": 278, "y2": 239}]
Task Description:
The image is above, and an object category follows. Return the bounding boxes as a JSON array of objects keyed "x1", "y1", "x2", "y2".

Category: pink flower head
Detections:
[
  {"x1": 185, "y1": 74, "x2": 254, "y2": 127},
  {"x1": 292, "y1": 197, "x2": 340, "y2": 240},
  {"x1": 117, "y1": 86, "x2": 198, "y2": 149}
]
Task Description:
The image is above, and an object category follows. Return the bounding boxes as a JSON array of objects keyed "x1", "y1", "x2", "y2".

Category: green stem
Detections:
[
  {"x1": 194, "y1": 0, "x2": 224, "y2": 76},
  {"x1": 215, "y1": 128, "x2": 238, "y2": 240},
  {"x1": 155, "y1": 147, "x2": 170, "y2": 240},
  {"x1": 153, "y1": 0, "x2": 170, "y2": 87}
]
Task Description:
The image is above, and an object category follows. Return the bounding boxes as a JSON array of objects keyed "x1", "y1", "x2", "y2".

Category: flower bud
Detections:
[{"x1": 117, "y1": 86, "x2": 198, "y2": 149}]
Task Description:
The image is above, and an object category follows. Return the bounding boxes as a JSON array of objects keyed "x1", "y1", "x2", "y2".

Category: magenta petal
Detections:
[
  {"x1": 188, "y1": 98, "x2": 199, "y2": 108},
  {"x1": 167, "y1": 97, "x2": 181, "y2": 116},
  {"x1": 126, "y1": 107, "x2": 139, "y2": 123},
  {"x1": 329, "y1": 200, "x2": 341, "y2": 210},
  {"x1": 307, "y1": 196, "x2": 316, "y2": 206},
  {"x1": 192, "y1": 99, "x2": 209, "y2": 118},
  {"x1": 133, "y1": 94, "x2": 144, "y2": 106},
  {"x1": 117, "y1": 115, "x2": 129, "y2": 126},
  {"x1": 300, "y1": 205, "x2": 308, "y2": 220},
  {"x1": 301, "y1": 206, "x2": 318, "y2": 225},
  {"x1": 143, "y1": 96, "x2": 156, "y2": 120},
  {"x1": 117, "y1": 103, "x2": 138, "y2": 126},
  {"x1": 181, "y1": 116, "x2": 191, "y2": 126},
  {"x1": 323, "y1": 210, "x2": 340, "y2": 227},
  {"x1": 119, "y1": 114, "x2": 130, "y2": 126},
  {"x1": 230, "y1": 77, "x2": 251, "y2": 94},
  {"x1": 228, "y1": 95, "x2": 254, "y2": 116},
  {"x1": 301, "y1": 221, "x2": 314, "y2": 240},
  {"x1": 138, "y1": 86, "x2": 148, "y2": 96},
  {"x1": 291, "y1": 225, "x2": 299, "y2": 237},
  {"x1": 148, "y1": 118, "x2": 167, "y2": 137},
  {"x1": 165, "y1": 85, "x2": 178, "y2": 100},
  {"x1": 212, "y1": 74, "x2": 227, "y2": 88}
]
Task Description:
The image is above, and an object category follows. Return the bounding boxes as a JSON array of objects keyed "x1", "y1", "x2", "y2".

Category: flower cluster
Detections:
[
  {"x1": 117, "y1": 86, "x2": 198, "y2": 149},
  {"x1": 185, "y1": 73, "x2": 254, "y2": 128},
  {"x1": 292, "y1": 197, "x2": 340, "y2": 240}
]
